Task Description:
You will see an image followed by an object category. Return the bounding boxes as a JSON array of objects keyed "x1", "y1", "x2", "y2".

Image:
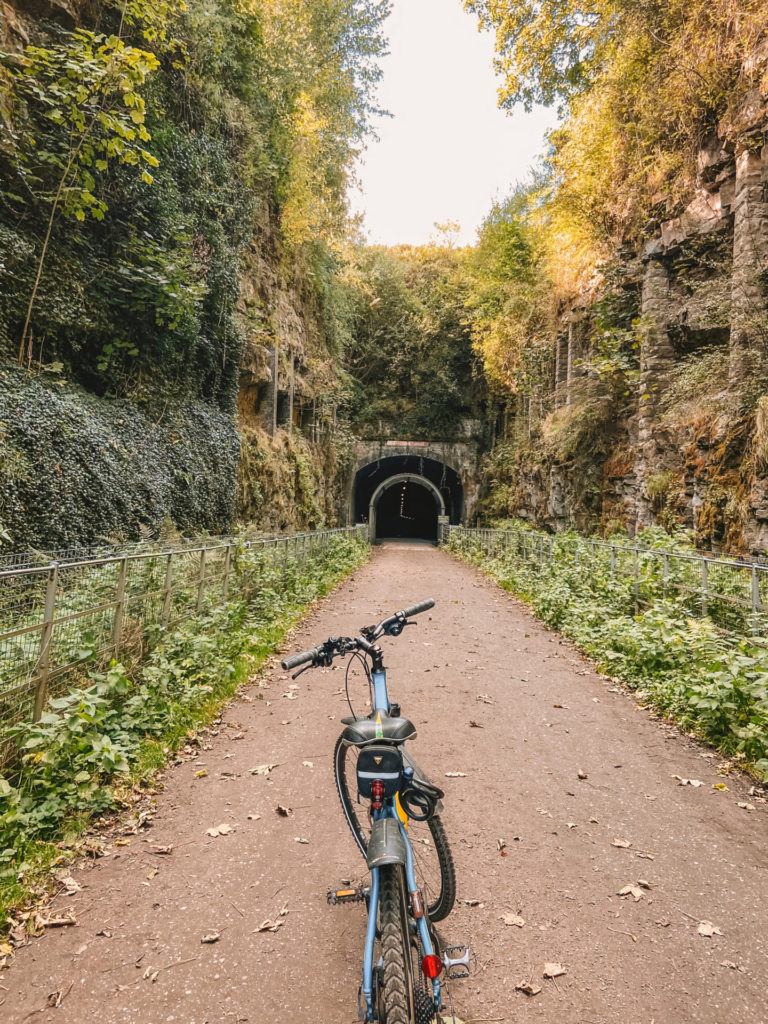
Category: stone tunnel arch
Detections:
[
  {"x1": 368, "y1": 473, "x2": 445, "y2": 542},
  {"x1": 351, "y1": 451, "x2": 464, "y2": 543}
]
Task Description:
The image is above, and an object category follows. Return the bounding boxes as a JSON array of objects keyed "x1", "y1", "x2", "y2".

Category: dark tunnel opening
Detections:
[
  {"x1": 375, "y1": 479, "x2": 439, "y2": 540},
  {"x1": 353, "y1": 455, "x2": 463, "y2": 531}
]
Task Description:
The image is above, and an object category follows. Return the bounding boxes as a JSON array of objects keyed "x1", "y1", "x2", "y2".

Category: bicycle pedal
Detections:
[
  {"x1": 442, "y1": 945, "x2": 472, "y2": 979},
  {"x1": 327, "y1": 884, "x2": 369, "y2": 905}
]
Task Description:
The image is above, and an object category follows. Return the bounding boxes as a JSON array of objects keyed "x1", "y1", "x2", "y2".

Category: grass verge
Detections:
[{"x1": 0, "y1": 533, "x2": 369, "y2": 944}]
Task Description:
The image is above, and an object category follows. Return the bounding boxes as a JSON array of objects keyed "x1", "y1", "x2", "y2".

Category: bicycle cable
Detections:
[{"x1": 344, "y1": 649, "x2": 372, "y2": 719}]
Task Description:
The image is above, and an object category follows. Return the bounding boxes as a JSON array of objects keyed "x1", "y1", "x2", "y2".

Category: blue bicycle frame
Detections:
[{"x1": 359, "y1": 667, "x2": 441, "y2": 1021}]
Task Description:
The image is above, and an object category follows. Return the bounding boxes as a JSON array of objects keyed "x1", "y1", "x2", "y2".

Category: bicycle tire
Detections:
[
  {"x1": 379, "y1": 865, "x2": 415, "y2": 1024},
  {"x1": 333, "y1": 737, "x2": 457, "y2": 922}
]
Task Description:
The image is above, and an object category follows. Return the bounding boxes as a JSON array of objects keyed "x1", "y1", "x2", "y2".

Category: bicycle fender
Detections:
[{"x1": 366, "y1": 817, "x2": 407, "y2": 869}]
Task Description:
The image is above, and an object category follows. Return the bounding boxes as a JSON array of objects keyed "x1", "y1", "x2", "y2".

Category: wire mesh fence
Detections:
[
  {"x1": 442, "y1": 524, "x2": 768, "y2": 637},
  {"x1": 0, "y1": 526, "x2": 366, "y2": 762}
]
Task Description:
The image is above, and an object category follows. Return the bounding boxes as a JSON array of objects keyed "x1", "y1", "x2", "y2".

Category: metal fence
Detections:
[
  {"x1": 0, "y1": 526, "x2": 366, "y2": 743},
  {"x1": 442, "y1": 524, "x2": 768, "y2": 636}
]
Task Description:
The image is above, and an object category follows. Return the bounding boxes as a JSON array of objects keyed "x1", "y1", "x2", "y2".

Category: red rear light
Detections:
[
  {"x1": 371, "y1": 779, "x2": 385, "y2": 810},
  {"x1": 421, "y1": 954, "x2": 443, "y2": 979}
]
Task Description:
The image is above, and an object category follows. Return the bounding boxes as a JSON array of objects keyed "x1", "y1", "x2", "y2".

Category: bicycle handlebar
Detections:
[
  {"x1": 401, "y1": 598, "x2": 435, "y2": 619},
  {"x1": 282, "y1": 646, "x2": 324, "y2": 671},
  {"x1": 279, "y1": 599, "x2": 435, "y2": 672}
]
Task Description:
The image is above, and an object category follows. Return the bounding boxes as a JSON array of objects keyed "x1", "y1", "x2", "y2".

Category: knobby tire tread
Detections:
[{"x1": 379, "y1": 865, "x2": 414, "y2": 1024}]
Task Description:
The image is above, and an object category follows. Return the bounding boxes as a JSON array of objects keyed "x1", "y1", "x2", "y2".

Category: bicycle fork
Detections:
[{"x1": 361, "y1": 818, "x2": 441, "y2": 1022}]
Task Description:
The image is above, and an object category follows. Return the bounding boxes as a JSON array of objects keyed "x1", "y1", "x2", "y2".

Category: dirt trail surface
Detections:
[{"x1": 3, "y1": 542, "x2": 767, "y2": 1024}]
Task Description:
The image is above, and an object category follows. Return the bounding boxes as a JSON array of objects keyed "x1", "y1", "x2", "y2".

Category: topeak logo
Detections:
[{"x1": 374, "y1": 757, "x2": 382, "y2": 765}]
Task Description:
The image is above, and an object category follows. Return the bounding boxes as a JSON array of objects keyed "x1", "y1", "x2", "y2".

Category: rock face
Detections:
[{"x1": 492, "y1": 65, "x2": 768, "y2": 552}]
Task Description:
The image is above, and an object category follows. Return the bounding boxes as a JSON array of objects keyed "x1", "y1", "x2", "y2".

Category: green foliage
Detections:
[
  {"x1": 448, "y1": 525, "x2": 768, "y2": 776},
  {"x1": 344, "y1": 243, "x2": 481, "y2": 439},
  {"x1": 0, "y1": 368, "x2": 239, "y2": 549},
  {"x1": 3, "y1": 29, "x2": 160, "y2": 222},
  {"x1": 464, "y1": 188, "x2": 552, "y2": 394},
  {"x1": 0, "y1": 0, "x2": 389, "y2": 406},
  {"x1": 0, "y1": 530, "x2": 368, "y2": 878}
]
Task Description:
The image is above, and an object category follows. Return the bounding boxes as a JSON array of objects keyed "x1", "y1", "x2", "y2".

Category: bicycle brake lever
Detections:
[{"x1": 291, "y1": 664, "x2": 313, "y2": 680}]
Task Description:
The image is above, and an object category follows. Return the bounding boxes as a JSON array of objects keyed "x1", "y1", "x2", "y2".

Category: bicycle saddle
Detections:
[{"x1": 340, "y1": 709, "x2": 417, "y2": 746}]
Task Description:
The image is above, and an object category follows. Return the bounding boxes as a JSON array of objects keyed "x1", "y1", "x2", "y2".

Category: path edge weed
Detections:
[
  {"x1": 445, "y1": 530, "x2": 768, "y2": 784},
  {"x1": 0, "y1": 534, "x2": 369, "y2": 941}
]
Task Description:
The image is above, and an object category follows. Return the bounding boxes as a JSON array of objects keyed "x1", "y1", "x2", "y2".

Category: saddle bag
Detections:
[{"x1": 356, "y1": 744, "x2": 403, "y2": 798}]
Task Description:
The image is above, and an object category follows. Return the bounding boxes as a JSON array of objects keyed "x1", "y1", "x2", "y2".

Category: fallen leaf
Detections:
[
  {"x1": 462, "y1": 899, "x2": 483, "y2": 907},
  {"x1": 152, "y1": 845, "x2": 173, "y2": 855},
  {"x1": 515, "y1": 982, "x2": 541, "y2": 996},
  {"x1": 205, "y1": 823, "x2": 235, "y2": 838},
  {"x1": 712, "y1": 782, "x2": 728, "y2": 791},
  {"x1": 469, "y1": 720, "x2": 483, "y2": 728},
  {"x1": 698, "y1": 921, "x2": 723, "y2": 937},
  {"x1": 497, "y1": 838, "x2": 506, "y2": 852},
  {"x1": 636, "y1": 852, "x2": 654, "y2": 860},
  {"x1": 720, "y1": 960, "x2": 745, "y2": 972},
  {"x1": 637, "y1": 879, "x2": 652, "y2": 889},
  {"x1": 56, "y1": 875, "x2": 82, "y2": 893},
  {"x1": 577, "y1": 770, "x2": 588, "y2": 779},
  {"x1": 201, "y1": 932, "x2": 220, "y2": 944},
  {"x1": 553, "y1": 703, "x2": 569, "y2": 709},
  {"x1": 302, "y1": 761, "x2": 314, "y2": 768},
  {"x1": 96, "y1": 929, "x2": 112, "y2": 938},
  {"x1": 618, "y1": 885, "x2": 644, "y2": 902},
  {"x1": 737, "y1": 802, "x2": 755, "y2": 811},
  {"x1": 672, "y1": 775, "x2": 704, "y2": 787},
  {"x1": 566, "y1": 822, "x2": 577, "y2": 829},
  {"x1": 114, "y1": 838, "x2": 132, "y2": 846},
  {"x1": 543, "y1": 962, "x2": 567, "y2": 979},
  {"x1": 276, "y1": 805, "x2": 292, "y2": 817},
  {"x1": 476, "y1": 694, "x2": 494, "y2": 705},
  {"x1": 146, "y1": 868, "x2": 158, "y2": 880},
  {"x1": 247, "y1": 813, "x2": 261, "y2": 821},
  {"x1": 502, "y1": 914, "x2": 525, "y2": 927},
  {"x1": 445, "y1": 772, "x2": 467, "y2": 778},
  {"x1": 251, "y1": 763, "x2": 279, "y2": 776},
  {"x1": 612, "y1": 838, "x2": 631, "y2": 848},
  {"x1": 194, "y1": 769, "x2": 208, "y2": 778},
  {"x1": 255, "y1": 905, "x2": 288, "y2": 933},
  {"x1": 294, "y1": 837, "x2": 309, "y2": 844}
]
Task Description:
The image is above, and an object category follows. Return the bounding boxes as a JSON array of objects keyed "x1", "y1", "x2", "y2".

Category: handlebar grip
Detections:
[
  {"x1": 281, "y1": 648, "x2": 319, "y2": 671},
  {"x1": 401, "y1": 598, "x2": 435, "y2": 619}
]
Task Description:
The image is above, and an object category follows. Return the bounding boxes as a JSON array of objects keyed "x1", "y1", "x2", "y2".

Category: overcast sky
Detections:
[{"x1": 349, "y1": 0, "x2": 557, "y2": 247}]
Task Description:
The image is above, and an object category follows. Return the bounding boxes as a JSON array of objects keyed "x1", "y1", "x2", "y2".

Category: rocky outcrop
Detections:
[{"x1": 489, "y1": 42, "x2": 768, "y2": 554}]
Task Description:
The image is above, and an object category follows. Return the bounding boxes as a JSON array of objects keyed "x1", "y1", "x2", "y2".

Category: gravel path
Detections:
[{"x1": 3, "y1": 542, "x2": 767, "y2": 1024}]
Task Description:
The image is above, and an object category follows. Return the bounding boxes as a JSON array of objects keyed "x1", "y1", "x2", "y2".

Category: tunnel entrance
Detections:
[
  {"x1": 352, "y1": 454, "x2": 463, "y2": 543},
  {"x1": 374, "y1": 477, "x2": 439, "y2": 540}
]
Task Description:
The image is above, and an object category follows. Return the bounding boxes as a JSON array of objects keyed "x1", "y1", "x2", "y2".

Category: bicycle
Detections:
[{"x1": 281, "y1": 598, "x2": 471, "y2": 1023}]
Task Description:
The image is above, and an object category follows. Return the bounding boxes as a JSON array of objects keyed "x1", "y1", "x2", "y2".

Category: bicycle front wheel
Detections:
[{"x1": 333, "y1": 738, "x2": 456, "y2": 922}]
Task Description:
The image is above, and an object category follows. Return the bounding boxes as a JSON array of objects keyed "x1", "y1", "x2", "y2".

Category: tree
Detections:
[{"x1": 1, "y1": 29, "x2": 161, "y2": 362}]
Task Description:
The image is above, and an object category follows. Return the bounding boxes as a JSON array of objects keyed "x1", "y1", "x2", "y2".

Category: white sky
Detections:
[{"x1": 349, "y1": 0, "x2": 558, "y2": 247}]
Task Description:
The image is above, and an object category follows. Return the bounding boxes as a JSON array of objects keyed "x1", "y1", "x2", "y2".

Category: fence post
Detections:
[
  {"x1": 223, "y1": 543, "x2": 233, "y2": 601},
  {"x1": 112, "y1": 556, "x2": 128, "y2": 653},
  {"x1": 701, "y1": 557, "x2": 708, "y2": 617},
  {"x1": 610, "y1": 546, "x2": 615, "y2": 576},
  {"x1": 197, "y1": 548, "x2": 207, "y2": 614},
  {"x1": 751, "y1": 567, "x2": 760, "y2": 634},
  {"x1": 663, "y1": 553, "x2": 669, "y2": 599},
  {"x1": 632, "y1": 547, "x2": 639, "y2": 609},
  {"x1": 162, "y1": 552, "x2": 174, "y2": 625},
  {"x1": 33, "y1": 561, "x2": 59, "y2": 722}
]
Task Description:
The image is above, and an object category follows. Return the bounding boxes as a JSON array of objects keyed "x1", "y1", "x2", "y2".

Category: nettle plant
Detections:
[{"x1": 1, "y1": 29, "x2": 161, "y2": 361}]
